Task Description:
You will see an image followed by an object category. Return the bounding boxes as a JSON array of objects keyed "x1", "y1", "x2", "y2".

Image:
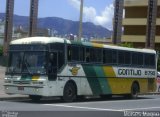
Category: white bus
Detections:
[{"x1": 4, "y1": 37, "x2": 157, "y2": 102}]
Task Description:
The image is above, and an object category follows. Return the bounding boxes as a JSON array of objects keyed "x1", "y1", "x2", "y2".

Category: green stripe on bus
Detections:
[
  {"x1": 82, "y1": 65, "x2": 102, "y2": 95},
  {"x1": 93, "y1": 66, "x2": 111, "y2": 94}
]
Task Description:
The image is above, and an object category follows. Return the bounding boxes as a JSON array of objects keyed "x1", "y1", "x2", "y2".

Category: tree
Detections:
[{"x1": 118, "y1": 42, "x2": 134, "y2": 48}]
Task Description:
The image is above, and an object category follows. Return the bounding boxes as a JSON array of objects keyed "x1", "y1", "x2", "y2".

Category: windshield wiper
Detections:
[{"x1": 23, "y1": 60, "x2": 33, "y2": 75}]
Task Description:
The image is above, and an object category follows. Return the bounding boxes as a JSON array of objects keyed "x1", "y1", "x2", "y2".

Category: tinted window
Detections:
[
  {"x1": 132, "y1": 52, "x2": 143, "y2": 66},
  {"x1": 85, "y1": 48, "x2": 102, "y2": 63},
  {"x1": 144, "y1": 54, "x2": 155, "y2": 67},
  {"x1": 67, "y1": 45, "x2": 85, "y2": 62},
  {"x1": 118, "y1": 51, "x2": 131, "y2": 65},
  {"x1": 103, "y1": 49, "x2": 117, "y2": 64}
]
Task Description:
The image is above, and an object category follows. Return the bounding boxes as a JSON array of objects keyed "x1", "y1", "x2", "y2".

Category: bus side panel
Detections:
[
  {"x1": 54, "y1": 64, "x2": 93, "y2": 96},
  {"x1": 67, "y1": 64, "x2": 93, "y2": 95},
  {"x1": 82, "y1": 65, "x2": 112, "y2": 96},
  {"x1": 103, "y1": 66, "x2": 153, "y2": 94}
]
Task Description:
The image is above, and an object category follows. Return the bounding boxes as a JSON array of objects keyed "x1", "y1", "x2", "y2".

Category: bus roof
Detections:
[
  {"x1": 10, "y1": 37, "x2": 156, "y2": 54},
  {"x1": 10, "y1": 37, "x2": 66, "y2": 44}
]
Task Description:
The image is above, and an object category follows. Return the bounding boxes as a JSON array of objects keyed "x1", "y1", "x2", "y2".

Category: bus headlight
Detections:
[{"x1": 5, "y1": 86, "x2": 9, "y2": 90}]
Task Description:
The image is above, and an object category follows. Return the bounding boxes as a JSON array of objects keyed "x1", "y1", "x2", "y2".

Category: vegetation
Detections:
[{"x1": 118, "y1": 42, "x2": 134, "y2": 48}]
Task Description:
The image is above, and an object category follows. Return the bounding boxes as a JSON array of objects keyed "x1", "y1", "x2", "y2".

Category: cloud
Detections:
[{"x1": 68, "y1": 0, "x2": 114, "y2": 30}]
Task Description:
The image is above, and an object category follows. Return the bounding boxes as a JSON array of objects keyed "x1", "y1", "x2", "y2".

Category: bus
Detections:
[{"x1": 4, "y1": 37, "x2": 157, "y2": 102}]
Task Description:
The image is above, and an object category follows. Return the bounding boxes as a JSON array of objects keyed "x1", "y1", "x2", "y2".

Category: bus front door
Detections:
[{"x1": 48, "y1": 52, "x2": 58, "y2": 80}]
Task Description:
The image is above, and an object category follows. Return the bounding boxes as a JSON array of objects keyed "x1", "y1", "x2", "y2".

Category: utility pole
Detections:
[
  {"x1": 145, "y1": 0, "x2": 157, "y2": 49},
  {"x1": 78, "y1": 0, "x2": 83, "y2": 41},
  {"x1": 3, "y1": 0, "x2": 14, "y2": 56},
  {"x1": 112, "y1": 0, "x2": 124, "y2": 45},
  {"x1": 29, "y1": 0, "x2": 39, "y2": 37}
]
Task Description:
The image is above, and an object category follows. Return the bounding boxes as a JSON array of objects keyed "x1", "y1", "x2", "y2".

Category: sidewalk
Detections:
[{"x1": 0, "y1": 66, "x2": 28, "y2": 101}]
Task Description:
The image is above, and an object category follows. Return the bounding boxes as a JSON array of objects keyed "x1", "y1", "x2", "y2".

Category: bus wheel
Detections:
[
  {"x1": 29, "y1": 95, "x2": 42, "y2": 102},
  {"x1": 63, "y1": 82, "x2": 77, "y2": 102},
  {"x1": 130, "y1": 83, "x2": 139, "y2": 99}
]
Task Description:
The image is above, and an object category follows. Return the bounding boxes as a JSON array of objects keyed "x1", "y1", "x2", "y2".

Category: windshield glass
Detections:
[{"x1": 7, "y1": 51, "x2": 46, "y2": 74}]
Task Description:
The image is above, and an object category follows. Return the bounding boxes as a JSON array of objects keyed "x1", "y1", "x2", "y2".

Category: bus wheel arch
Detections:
[
  {"x1": 62, "y1": 80, "x2": 77, "y2": 102},
  {"x1": 130, "y1": 81, "x2": 140, "y2": 99}
]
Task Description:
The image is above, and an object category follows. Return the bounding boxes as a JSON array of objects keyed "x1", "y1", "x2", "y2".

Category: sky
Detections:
[{"x1": 0, "y1": 0, "x2": 114, "y2": 30}]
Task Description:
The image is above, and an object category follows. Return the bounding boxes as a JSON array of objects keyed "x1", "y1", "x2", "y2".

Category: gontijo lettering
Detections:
[{"x1": 118, "y1": 69, "x2": 141, "y2": 76}]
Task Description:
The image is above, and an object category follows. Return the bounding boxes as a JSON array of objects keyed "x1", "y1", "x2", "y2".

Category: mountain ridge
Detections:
[{"x1": 0, "y1": 13, "x2": 112, "y2": 38}]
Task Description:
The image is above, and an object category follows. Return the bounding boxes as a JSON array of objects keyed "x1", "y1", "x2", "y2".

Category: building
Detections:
[
  {"x1": 0, "y1": 20, "x2": 26, "y2": 45},
  {"x1": 0, "y1": 20, "x2": 5, "y2": 45},
  {"x1": 122, "y1": 0, "x2": 160, "y2": 49}
]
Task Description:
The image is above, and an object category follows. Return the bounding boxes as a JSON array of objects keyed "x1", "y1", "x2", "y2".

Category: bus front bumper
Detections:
[{"x1": 4, "y1": 85, "x2": 50, "y2": 96}]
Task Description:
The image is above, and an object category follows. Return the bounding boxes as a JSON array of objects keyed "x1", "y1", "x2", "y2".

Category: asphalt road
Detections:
[{"x1": 0, "y1": 95, "x2": 160, "y2": 117}]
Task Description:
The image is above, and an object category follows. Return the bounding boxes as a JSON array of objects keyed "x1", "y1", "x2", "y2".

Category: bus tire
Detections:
[
  {"x1": 29, "y1": 95, "x2": 42, "y2": 102},
  {"x1": 63, "y1": 82, "x2": 77, "y2": 102},
  {"x1": 130, "y1": 82, "x2": 139, "y2": 99}
]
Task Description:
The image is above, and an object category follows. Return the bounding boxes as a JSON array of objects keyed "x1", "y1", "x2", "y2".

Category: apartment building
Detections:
[{"x1": 122, "y1": 0, "x2": 160, "y2": 49}]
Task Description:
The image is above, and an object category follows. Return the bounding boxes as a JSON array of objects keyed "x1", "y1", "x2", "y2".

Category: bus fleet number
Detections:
[{"x1": 145, "y1": 71, "x2": 155, "y2": 76}]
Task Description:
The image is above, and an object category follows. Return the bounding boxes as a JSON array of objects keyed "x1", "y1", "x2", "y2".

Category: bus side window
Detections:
[
  {"x1": 79, "y1": 46, "x2": 85, "y2": 62},
  {"x1": 58, "y1": 51, "x2": 64, "y2": 69},
  {"x1": 132, "y1": 52, "x2": 143, "y2": 67},
  {"x1": 67, "y1": 45, "x2": 71, "y2": 61},
  {"x1": 71, "y1": 46, "x2": 79, "y2": 61},
  {"x1": 103, "y1": 49, "x2": 117, "y2": 64},
  {"x1": 85, "y1": 48, "x2": 90, "y2": 62},
  {"x1": 144, "y1": 54, "x2": 155, "y2": 68}
]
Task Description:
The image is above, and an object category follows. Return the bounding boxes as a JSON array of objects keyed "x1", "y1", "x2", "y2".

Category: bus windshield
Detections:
[{"x1": 7, "y1": 51, "x2": 46, "y2": 75}]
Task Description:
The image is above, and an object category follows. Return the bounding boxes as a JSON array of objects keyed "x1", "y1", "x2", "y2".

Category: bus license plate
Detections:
[{"x1": 18, "y1": 86, "x2": 24, "y2": 90}]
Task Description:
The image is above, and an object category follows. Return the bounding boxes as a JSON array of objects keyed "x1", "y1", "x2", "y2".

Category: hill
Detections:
[{"x1": 0, "y1": 13, "x2": 112, "y2": 38}]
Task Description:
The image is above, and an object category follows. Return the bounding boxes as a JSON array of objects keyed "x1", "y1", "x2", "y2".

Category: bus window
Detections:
[
  {"x1": 132, "y1": 52, "x2": 143, "y2": 66},
  {"x1": 67, "y1": 45, "x2": 85, "y2": 62},
  {"x1": 85, "y1": 48, "x2": 90, "y2": 62},
  {"x1": 71, "y1": 46, "x2": 79, "y2": 61},
  {"x1": 89, "y1": 48, "x2": 102, "y2": 63},
  {"x1": 118, "y1": 51, "x2": 131, "y2": 65},
  {"x1": 125, "y1": 52, "x2": 131, "y2": 65},
  {"x1": 103, "y1": 49, "x2": 117, "y2": 64},
  {"x1": 58, "y1": 51, "x2": 64, "y2": 69},
  {"x1": 144, "y1": 54, "x2": 155, "y2": 68},
  {"x1": 95, "y1": 48, "x2": 102, "y2": 63},
  {"x1": 49, "y1": 43, "x2": 65, "y2": 70},
  {"x1": 67, "y1": 45, "x2": 71, "y2": 61},
  {"x1": 79, "y1": 46, "x2": 85, "y2": 62},
  {"x1": 112, "y1": 50, "x2": 117, "y2": 64},
  {"x1": 118, "y1": 51, "x2": 125, "y2": 64}
]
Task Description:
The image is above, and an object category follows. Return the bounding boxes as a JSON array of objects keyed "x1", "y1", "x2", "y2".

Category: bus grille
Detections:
[{"x1": 13, "y1": 81, "x2": 30, "y2": 85}]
